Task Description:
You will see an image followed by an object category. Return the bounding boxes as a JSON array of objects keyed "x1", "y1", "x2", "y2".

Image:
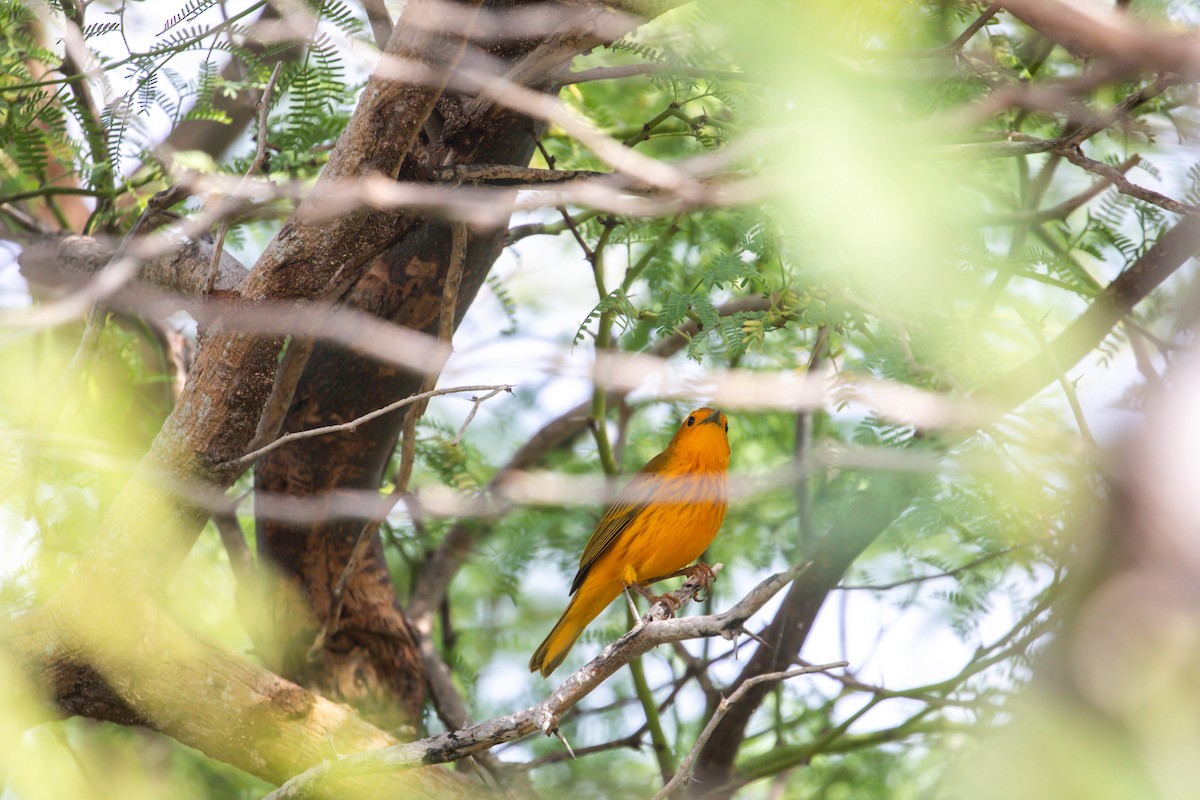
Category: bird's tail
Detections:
[{"x1": 529, "y1": 580, "x2": 620, "y2": 677}]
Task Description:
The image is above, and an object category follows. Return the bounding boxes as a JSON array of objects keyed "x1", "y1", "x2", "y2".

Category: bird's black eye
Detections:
[
  {"x1": 724, "y1": 422, "x2": 729, "y2": 432},
  {"x1": 687, "y1": 415, "x2": 695, "y2": 427}
]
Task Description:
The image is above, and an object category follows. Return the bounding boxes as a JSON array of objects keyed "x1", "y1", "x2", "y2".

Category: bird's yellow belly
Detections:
[{"x1": 603, "y1": 500, "x2": 727, "y2": 585}]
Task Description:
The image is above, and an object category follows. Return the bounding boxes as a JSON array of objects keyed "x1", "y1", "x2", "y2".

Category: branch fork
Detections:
[{"x1": 638, "y1": 562, "x2": 724, "y2": 624}]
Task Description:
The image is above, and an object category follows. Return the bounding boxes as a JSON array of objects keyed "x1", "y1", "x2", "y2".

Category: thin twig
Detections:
[
  {"x1": 588, "y1": 215, "x2": 620, "y2": 477},
  {"x1": 504, "y1": 209, "x2": 601, "y2": 245},
  {"x1": 230, "y1": 383, "x2": 511, "y2": 468},
  {"x1": 205, "y1": 61, "x2": 283, "y2": 295},
  {"x1": 870, "y1": 1, "x2": 999, "y2": 58},
  {"x1": 1124, "y1": 320, "x2": 1162, "y2": 389},
  {"x1": 1023, "y1": 313, "x2": 1098, "y2": 447},
  {"x1": 60, "y1": 0, "x2": 115, "y2": 226},
  {"x1": 628, "y1": 607, "x2": 675, "y2": 785},
  {"x1": 839, "y1": 545, "x2": 1024, "y2": 591},
  {"x1": 947, "y1": 2, "x2": 1001, "y2": 53},
  {"x1": 651, "y1": 661, "x2": 848, "y2": 800},
  {"x1": 807, "y1": 665, "x2": 989, "y2": 710},
  {"x1": 212, "y1": 511, "x2": 255, "y2": 584},
  {"x1": 556, "y1": 205, "x2": 593, "y2": 260},
  {"x1": 1056, "y1": 144, "x2": 1200, "y2": 216},
  {"x1": 451, "y1": 386, "x2": 509, "y2": 445},
  {"x1": 0, "y1": 202, "x2": 48, "y2": 234},
  {"x1": 518, "y1": 730, "x2": 646, "y2": 768}
]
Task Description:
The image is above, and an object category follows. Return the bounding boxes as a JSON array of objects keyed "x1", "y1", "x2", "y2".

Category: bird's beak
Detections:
[{"x1": 700, "y1": 408, "x2": 723, "y2": 426}]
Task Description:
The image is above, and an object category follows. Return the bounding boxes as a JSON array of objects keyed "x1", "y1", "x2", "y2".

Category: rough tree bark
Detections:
[
  {"x1": 5, "y1": 0, "x2": 489, "y2": 792},
  {"x1": 253, "y1": 0, "x2": 683, "y2": 723},
  {"x1": 3, "y1": 0, "x2": 689, "y2": 788}
]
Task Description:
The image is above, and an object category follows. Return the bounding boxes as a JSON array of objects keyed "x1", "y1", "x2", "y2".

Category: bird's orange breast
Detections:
[{"x1": 592, "y1": 471, "x2": 728, "y2": 588}]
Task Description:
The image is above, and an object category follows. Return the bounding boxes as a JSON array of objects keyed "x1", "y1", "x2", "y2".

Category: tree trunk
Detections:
[{"x1": 253, "y1": 7, "x2": 546, "y2": 723}]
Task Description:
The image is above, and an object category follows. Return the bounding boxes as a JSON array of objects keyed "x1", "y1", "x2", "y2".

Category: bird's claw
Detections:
[
  {"x1": 651, "y1": 591, "x2": 682, "y2": 616},
  {"x1": 684, "y1": 562, "x2": 717, "y2": 602}
]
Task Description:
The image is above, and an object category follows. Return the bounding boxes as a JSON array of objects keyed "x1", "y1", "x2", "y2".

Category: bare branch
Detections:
[
  {"x1": 652, "y1": 661, "x2": 848, "y2": 800},
  {"x1": 212, "y1": 511, "x2": 255, "y2": 585},
  {"x1": 231, "y1": 383, "x2": 510, "y2": 468},
  {"x1": 205, "y1": 60, "x2": 284, "y2": 296},
  {"x1": 265, "y1": 564, "x2": 811, "y2": 800},
  {"x1": 1055, "y1": 144, "x2": 1200, "y2": 216},
  {"x1": 19, "y1": 230, "x2": 249, "y2": 301},
  {"x1": 1023, "y1": 313, "x2": 1098, "y2": 447},
  {"x1": 362, "y1": 0, "x2": 394, "y2": 50},
  {"x1": 59, "y1": 0, "x2": 114, "y2": 220},
  {"x1": 839, "y1": 545, "x2": 1027, "y2": 591},
  {"x1": 986, "y1": 155, "x2": 1140, "y2": 226},
  {"x1": 451, "y1": 386, "x2": 510, "y2": 446},
  {"x1": 430, "y1": 164, "x2": 609, "y2": 185}
]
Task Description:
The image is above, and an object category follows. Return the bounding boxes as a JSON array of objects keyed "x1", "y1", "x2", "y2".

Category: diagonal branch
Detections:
[
  {"x1": 653, "y1": 662, "x2": 848, "y2": 800},
  {"x1": 1055, "y1": 144, "x2": 1200, "y2": 216},
  {"x1": 231, "y1": 383, "x2": 511, "y2": 468},
  {"x1": 265, "y1": 564, "x2": 813, "y2": 800}
]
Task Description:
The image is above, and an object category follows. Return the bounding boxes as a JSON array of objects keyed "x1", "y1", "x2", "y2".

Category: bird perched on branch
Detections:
[{"x1": 529, "y1": 407, "x2": 731, "y2": 677}]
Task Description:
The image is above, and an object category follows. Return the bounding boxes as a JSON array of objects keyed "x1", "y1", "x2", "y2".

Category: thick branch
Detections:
[
  {"x1": 430, "y1": 164, "x2": 608, "y2": 185},
  {"x1": 1000, "y1": 0, "x2": 1200, "y2": 71},
  {"x1": 4, "y1": 598, "x2": 472, "y2": 796},
  {"x1": 18, "y1": 233, "x2": 248, "y2": 299},
  {"x1": 72, "y1": 0, "x2": 484, "y2": 597}
]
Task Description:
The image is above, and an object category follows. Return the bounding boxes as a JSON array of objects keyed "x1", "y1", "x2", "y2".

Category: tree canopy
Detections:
[{"x1": 3, "y1": 1, "x2": 1200, "y2": 798}]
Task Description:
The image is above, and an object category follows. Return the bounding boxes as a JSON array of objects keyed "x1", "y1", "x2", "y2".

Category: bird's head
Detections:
[{"x1": 667, "y1": 407, "x2": 730, "y2": 469}]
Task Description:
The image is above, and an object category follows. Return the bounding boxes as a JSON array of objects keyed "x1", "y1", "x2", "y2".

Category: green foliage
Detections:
[
  {"x1": 486, "y1": 272, "x2": 519, "y2": 336},
  {"x1": 0, "y1": 0, "x2": 364, "y2": 229},
  {"x1": 2, "y1": 0, "x2": 1196, "y2": 797}
]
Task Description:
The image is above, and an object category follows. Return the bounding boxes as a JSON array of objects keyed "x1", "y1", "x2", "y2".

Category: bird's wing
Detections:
[{"x1": 569, "y1": 451, "x2": 671, "y2": 596}]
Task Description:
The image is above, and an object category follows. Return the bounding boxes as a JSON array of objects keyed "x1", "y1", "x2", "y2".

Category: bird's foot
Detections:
[
  {"x1": 651, "y1": 591, "x2": 683, "y2": 617},
  {"x1": 629, "y1": 581, "x2": 683, "y2": 619},
  {"x1": 681, "y1": 562, "x2": 717, "y2": 602}
]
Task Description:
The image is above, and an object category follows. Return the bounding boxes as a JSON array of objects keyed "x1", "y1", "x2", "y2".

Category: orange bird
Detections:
[{"x1": 529, "y1": 407, "x2": 730, "y2": 677}]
